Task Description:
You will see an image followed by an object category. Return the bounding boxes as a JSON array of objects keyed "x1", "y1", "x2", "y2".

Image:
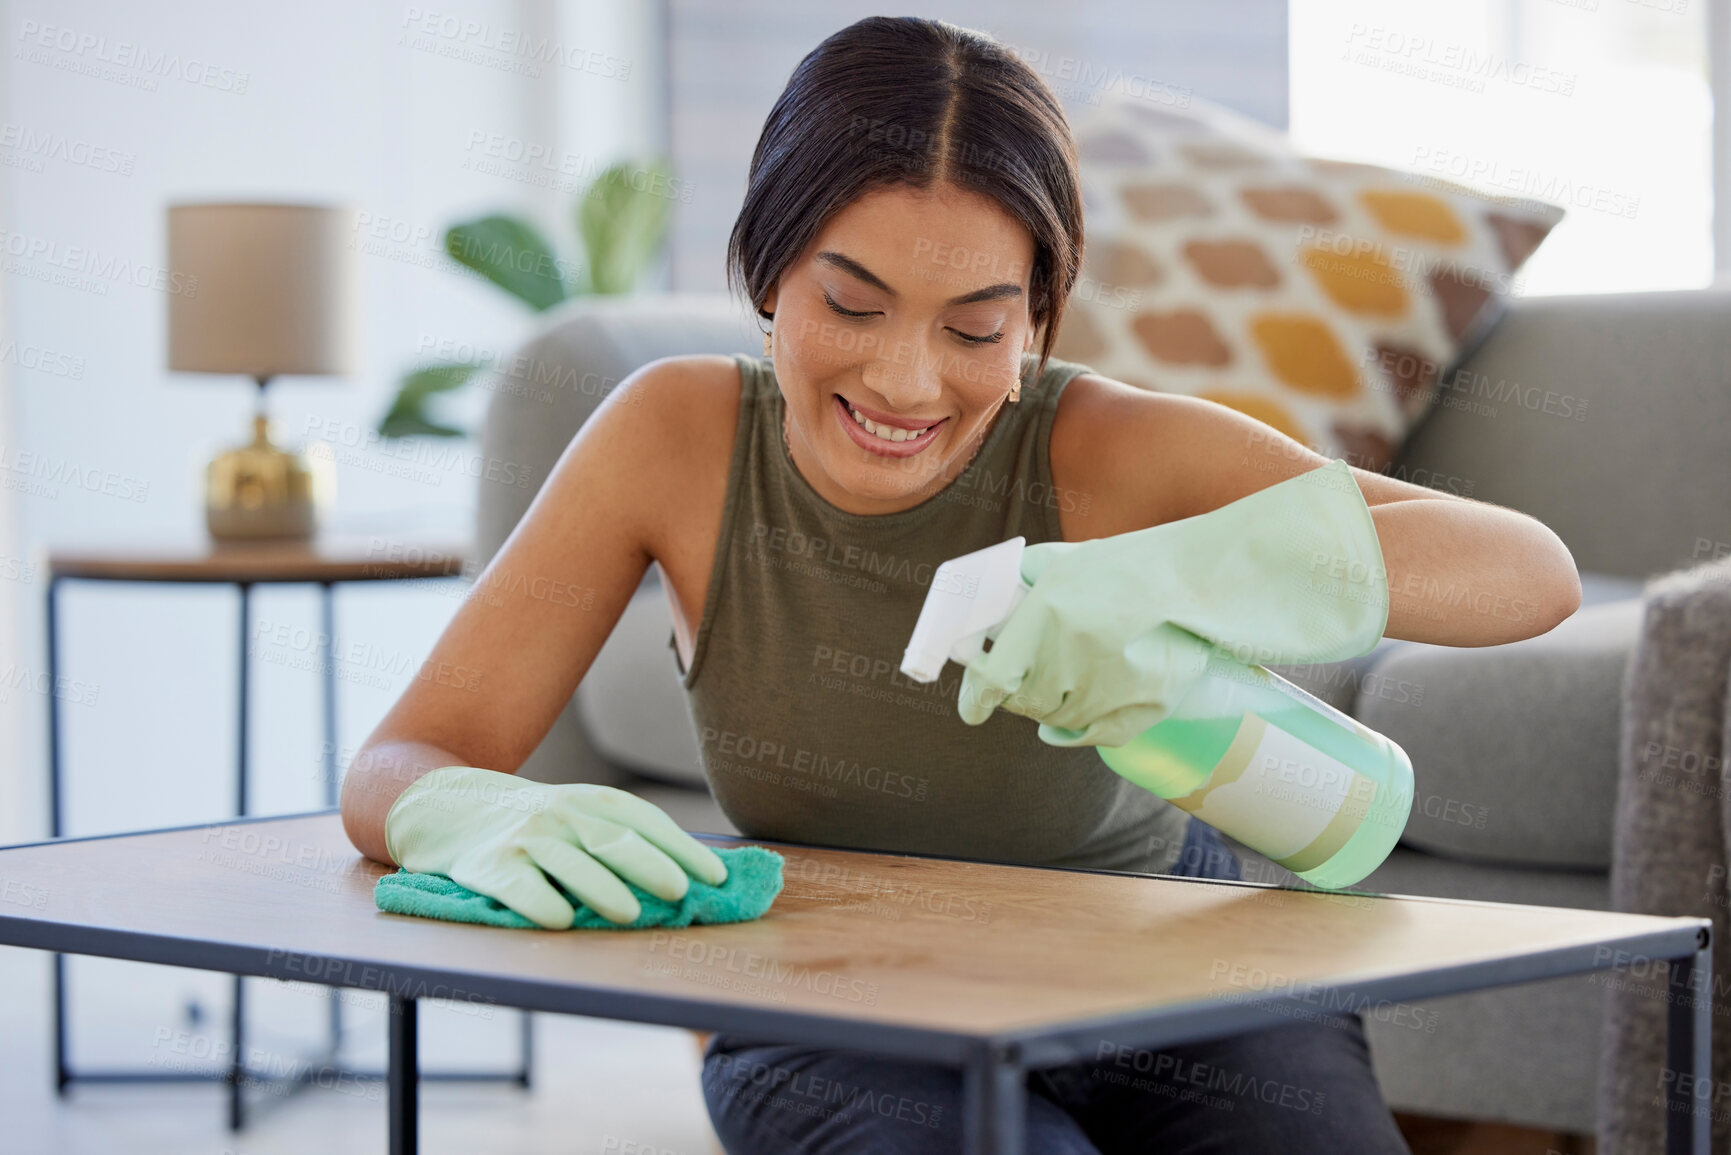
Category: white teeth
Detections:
[{"x1": 848, "y1": 403, "x2": 932, "y2": 443}]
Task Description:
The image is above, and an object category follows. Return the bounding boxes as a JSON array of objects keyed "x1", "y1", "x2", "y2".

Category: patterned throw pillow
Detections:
[{"x1": 1054, "y1": 93, "x2": 1564, "y2": 474}]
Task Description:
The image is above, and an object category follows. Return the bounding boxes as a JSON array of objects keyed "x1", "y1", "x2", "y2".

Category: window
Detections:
[{"x1": 1291, "y1": 0, "x2": 1714, "y2": 294}]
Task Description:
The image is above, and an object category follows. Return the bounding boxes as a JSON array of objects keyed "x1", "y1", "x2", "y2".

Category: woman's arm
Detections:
[
  {"x1": 339, "y1": 357, "x2": 705, "y2": 864},
  {"x1": 1051, "y1": 375, "x2": 1583, "y2": 648},
  {"x1": 1362, "y1": 494, "x2": 1580, "y2": 646},
  {"x1": 340, "y1": 737, "x2": 478, "y2": 865}
]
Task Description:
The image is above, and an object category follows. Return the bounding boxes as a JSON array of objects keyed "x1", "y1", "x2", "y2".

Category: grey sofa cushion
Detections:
[
  {"x1": 1390, "y1": 288, "x2": 1731, "y2": 584},
  {"x1": 1339, "y1": 572, "x2": 1644, "y2": 870}
]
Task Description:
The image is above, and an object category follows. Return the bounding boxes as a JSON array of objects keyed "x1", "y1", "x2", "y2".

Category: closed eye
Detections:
[
  {"x1": 824, "y1": 291, "x2": 1004, "y2": 345},
  {"x1": 823, "y1": 292, "x2": 877, "y2": 319}
]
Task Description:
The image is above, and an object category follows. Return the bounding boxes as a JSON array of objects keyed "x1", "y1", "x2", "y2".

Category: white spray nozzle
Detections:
[{"x1": 901, "y1": 536, "x2": 1030, "y2": 683}]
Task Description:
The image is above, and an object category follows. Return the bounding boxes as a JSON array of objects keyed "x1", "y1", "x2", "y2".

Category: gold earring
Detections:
[
  {"x1": 762, "y1": 328, "x2": 773, "y2": 359},
  {"x1": 1007, "y1": 382, "x2": 1021, "y2": 404}
]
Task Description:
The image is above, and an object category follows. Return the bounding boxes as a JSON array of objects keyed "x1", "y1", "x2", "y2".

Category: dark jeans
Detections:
[{"x1": 701, "y1": 819, "x2": 1412, "y2": 1154}]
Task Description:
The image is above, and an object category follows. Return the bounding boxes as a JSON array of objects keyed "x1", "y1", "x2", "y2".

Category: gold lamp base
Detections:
[{"x1": 205, "y1": 414, "x2": 334, "y2": 541}]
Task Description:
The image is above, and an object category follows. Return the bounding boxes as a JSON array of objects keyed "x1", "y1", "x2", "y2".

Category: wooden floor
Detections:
[{"x1": 1395, "y1": 1112, "x2": 1597, "y2": 1154}]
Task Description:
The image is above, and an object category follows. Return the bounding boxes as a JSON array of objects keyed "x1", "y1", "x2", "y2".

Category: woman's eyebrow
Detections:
[{"x1": 816, "y1": 250, "x2": 1023, "y2": 306}]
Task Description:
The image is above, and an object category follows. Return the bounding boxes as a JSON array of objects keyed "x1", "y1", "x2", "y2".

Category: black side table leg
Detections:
[
  {"x1": 228, "y1": 974, "x2": 247, "y2": 1131},
  {"x1": 319, "y1": 580, "x2": 337, "y2": 807},
  {"x1": 236, "y1": 582, "x2": 251, "y2": 818},
  {"x1": 319, "y1": 582, "x2": 343, "y2": 1057},
  {"x1": 46, "y1": 575, "x2": 63, "y2": 838},
  {"x1": 46, "y1": 575, "x2": 70, "y2": 1095},
  {"x1": 389, "y1": 997, "x2": 419, "y2": 1155},
  {"x1": 229, "y1": 582, "x2": 253, "y2": 1131},
  {"x1": 52, "y1": 953, "x2": 69, "y2": 1095}
]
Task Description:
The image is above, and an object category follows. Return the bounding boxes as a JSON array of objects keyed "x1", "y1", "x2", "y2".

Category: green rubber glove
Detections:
[
  {"x1": 384, "y1": 765, "x2": 728, "y2": 929},
  {"x1": 957, "y1": 458, "x2": 1389, "y2": 748}
]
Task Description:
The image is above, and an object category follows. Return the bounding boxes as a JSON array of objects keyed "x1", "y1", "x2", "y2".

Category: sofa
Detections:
[{"x1": 472, "y1": 286, "x2": 1731, "y2": 1137}]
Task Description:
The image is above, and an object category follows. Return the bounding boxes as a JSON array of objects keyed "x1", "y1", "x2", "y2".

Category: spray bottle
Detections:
[{"x1": 901, "y1": 536, "x2": 1413, "y2": 890}]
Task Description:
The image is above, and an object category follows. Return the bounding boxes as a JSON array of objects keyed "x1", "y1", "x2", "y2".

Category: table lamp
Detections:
[{"x1": 167, "y1": 202, "x2": 359, "y2": 540}]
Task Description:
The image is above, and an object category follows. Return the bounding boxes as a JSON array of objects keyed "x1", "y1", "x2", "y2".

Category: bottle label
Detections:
[{"x1": 1166, "y1": 711, "x2": 1377, "y2": 873}]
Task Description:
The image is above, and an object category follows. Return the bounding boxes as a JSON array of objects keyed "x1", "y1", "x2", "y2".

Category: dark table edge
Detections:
[
  {"x1": 0, "y1": 906, "x2": 1706, "y2": 1070},
  {"x1": 1009, "y1": 922, "x2": 1710, "y2": 1065},
  {"x1": 0, "y1": 912, "x2": 984, "y2": 1062}
]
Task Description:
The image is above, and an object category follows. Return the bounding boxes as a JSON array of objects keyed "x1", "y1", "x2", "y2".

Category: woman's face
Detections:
[{"x1": 762, "y1": 181, "x2": 1037, "y2": 516}]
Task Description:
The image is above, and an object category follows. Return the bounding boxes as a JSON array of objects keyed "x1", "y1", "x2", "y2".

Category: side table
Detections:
[{"x1": 42, "y1": 534, "x2": 533, "y2": 1130}]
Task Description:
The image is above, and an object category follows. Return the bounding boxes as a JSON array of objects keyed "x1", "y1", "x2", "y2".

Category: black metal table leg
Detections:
[
  {"x1": 52, "y1": 953, "x2": 69, "y2": 1095},
  {"x1": 228, "y1": 583, "x2": 253, "y2": 1130},
  {"x1": 228, "y1": 974, "x2": 247, "y2": 1131},
  {"x1": 236, "y1": 582, "x2": 251, "y2": 818},
  {"x1": 319, "y1": 580, "x2": 337, "y2": 808},
  {"x1": 389, "y1": 997, "x2": 419, "y2": 1155},
  {"x1": 47, "y1": 575, "x2": 69, "y2": 1095},
  {"x1": 963, "y1": 1041, "x2": 1025, "y2": 1155},
  {"x1": 46, "y1": 575, "x2": 63, "y2": 838},
  {"x1": 319, "y1": 582, "x2": 344, "y2": 1057},
  {"x1": 1666, "y1": 928, "x2": 1713, "y2": 1154}
]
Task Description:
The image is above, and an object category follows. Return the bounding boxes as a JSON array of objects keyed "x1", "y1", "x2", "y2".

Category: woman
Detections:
[{"x1": 341, "y1": 16, "x2": 1582, "y2": 1153}]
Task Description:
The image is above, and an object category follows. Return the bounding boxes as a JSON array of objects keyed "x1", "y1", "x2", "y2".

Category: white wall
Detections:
[
  {"x1": 0, "y1": 56, "x2": 20, "y2": 844},
  {"x1": 0, "y1": 0, "x2": 661, "y2": 840},
  {"x1": 1292, "y1": 0, "x2": 1716, "y2": 295},
  {"x1": 665, "y1": 0, "x2": 1289, "y2": 290},
  {"x1": 1714, "y1": 0, "x2": 1731, "y2": 272}
]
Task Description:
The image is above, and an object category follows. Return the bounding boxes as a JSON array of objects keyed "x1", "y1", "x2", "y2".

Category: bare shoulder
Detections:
[
  {"x1": 1051, "y1": 370, "x2": 1473, "y2": 541},
  {"x1": 1048, "y1": 370, "x2": 1226, "y2": 539},
  {"x1": 618, "y1": 353, "x2": 742, "y2": 454},
  {"x1": 609, "y1": 353, "x2": 743, "y2": 566}
]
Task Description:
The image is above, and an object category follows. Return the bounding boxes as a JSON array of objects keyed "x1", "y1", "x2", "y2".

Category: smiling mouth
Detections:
[{"x1": 836, "y1": 394, "x2": 945, "y2": 443}]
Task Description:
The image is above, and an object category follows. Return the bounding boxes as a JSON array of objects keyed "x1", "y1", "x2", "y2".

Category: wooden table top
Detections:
[
  {"x1": 40, "y1": 534, "x2": 469, "y2": 583},
  {"x1": 0, "y1": 813, "x2": 1702, "y2": 1060}
]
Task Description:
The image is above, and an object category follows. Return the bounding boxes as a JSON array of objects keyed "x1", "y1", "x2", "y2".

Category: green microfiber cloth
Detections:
[{"x1": 373, "y1": 844, "x2": 784, "y2": 930}]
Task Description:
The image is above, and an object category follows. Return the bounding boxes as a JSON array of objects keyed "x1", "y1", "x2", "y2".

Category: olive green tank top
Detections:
[{"x1": 671, "y1": 351, "x2": 1191, "y2": 876}]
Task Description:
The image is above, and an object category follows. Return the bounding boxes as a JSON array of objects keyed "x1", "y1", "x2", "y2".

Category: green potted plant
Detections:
[{"x1": 378, "y1": 158, "x2": 675, "y2": 438}]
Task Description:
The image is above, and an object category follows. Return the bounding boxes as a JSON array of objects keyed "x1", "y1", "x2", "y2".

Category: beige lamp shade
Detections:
[{"x1": 167, "y1": 202, "x2": 359, "y2": 378}]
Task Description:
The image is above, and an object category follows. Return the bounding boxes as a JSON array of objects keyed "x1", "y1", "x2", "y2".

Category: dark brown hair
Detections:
[{"x1": 726, "y1": 16, "x2": 1083, "y2": 379}]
